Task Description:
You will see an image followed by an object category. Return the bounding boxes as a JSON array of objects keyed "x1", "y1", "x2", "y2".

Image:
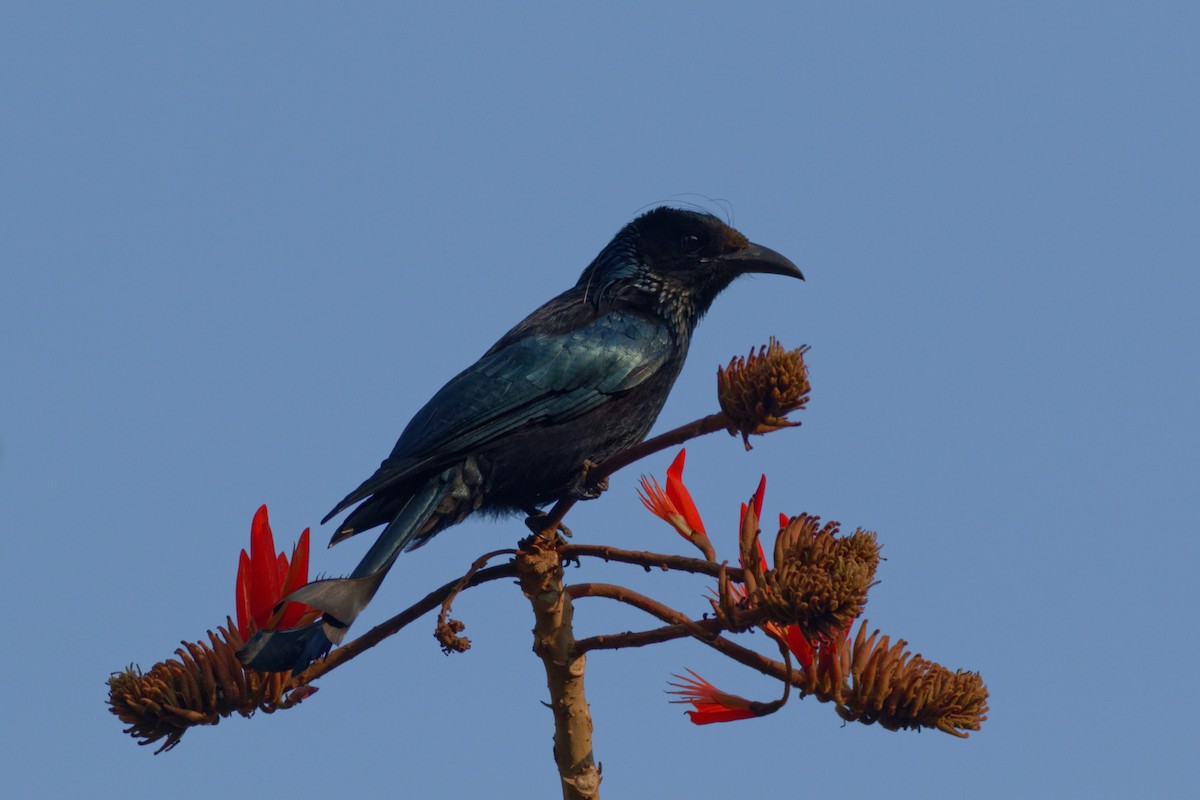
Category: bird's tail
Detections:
[{"x1": 238, "y1": 459, "x2": 484, "y2": 673}]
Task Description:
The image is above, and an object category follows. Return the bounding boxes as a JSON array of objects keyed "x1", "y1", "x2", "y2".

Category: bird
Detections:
[{"x1": 238, "y1": 206, "x2": 803, "y2": 672}]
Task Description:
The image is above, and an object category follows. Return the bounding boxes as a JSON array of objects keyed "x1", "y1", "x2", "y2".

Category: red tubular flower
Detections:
[
  {"x1": 234, "y1": 505, "x2": 319, "y2": 641},
  {"x1": 738, "y1": 474, "x2": 769, "y2": 572},
  {"x1": 669, "y1": 670, "x2": 759, "y2": 724},
  {"x1": 638, "y1": 449, "x2": 715, "y2": 560},
  {"x1": 735, "y1": 473, "x2": 766, "y2": 532}
]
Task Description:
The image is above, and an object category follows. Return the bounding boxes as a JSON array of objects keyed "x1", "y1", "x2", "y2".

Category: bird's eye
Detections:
[{"x1": 680, "y1": 234, "x2": 702, "y2": 254}]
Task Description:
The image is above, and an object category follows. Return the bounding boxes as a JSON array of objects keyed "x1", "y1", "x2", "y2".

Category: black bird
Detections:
[{"x1": 239, "y1": 207, "x2": 802, "y2": 671}]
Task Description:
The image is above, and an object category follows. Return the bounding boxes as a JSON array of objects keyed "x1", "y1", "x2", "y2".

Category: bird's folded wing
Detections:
[{"x1": 324, "y1": 311, "x2": 671, "y2": 520}]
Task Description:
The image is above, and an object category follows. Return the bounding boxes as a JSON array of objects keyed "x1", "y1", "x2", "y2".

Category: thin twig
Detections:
[
  {"x1": 563, "y1": 543, "x2": 738, "y2": 580},
  {"x1": 575, "y1": 620, "x2": 721, "y2": 654},
  {"x1": 296, "y1": 561, "x2": 518, "y2": 683},
  {"x1": 567, "y1": 583, "x2": 718, "y2": 643},
  {"x1": 436, "y1": 548, "x2": 520, "y2": 652},
  {"x1": 568, "y1": 582, "x2": 798, "y2": 689}
]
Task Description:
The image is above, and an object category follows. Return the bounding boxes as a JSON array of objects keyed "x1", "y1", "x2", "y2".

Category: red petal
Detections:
[
  {"x1": 282, "y1": 529, "x2": 311, "y2": 593},
  {"x1": 664, "y1": 449, "x2": 706, "y2": 535},
  {"x1": 665, "y1": 448, "x2": 688, "y2": 482},
  {"x1": 786, "y1": 625, "x2": 814, "y2": 671},
  {"x1": 278, "y1": 529, "x2": 315, "y2": 629},
  {"x1": 737, "y1": 502, "x2": 751, "y2": 571},
  {"x1": 235, "y1": 549, "x2": 252, "y2": 640},
  {"x1": 248, "y1": 504, "x2": 281, "y2": 626},
  {"x1": 686, "y1": 707, "x2": 757, "y2": 725},
  {"x1": 737, "y1": 476, "x2": 766, "y2": 540},
  {"x1": 779, "y1": 513, "x2": 789, "y2": 530},
  {"x1": 751, "y1": 475, "x2": 766, "y2": 521}
]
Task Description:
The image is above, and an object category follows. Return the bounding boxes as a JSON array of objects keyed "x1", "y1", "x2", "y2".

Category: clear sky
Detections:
[{"x1": 3, "y1": 3, "x2": 1197, "y2": 797}]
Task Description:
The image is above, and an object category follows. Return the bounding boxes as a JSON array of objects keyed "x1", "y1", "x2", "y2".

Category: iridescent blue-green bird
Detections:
[{"x1": 238, "y1": 207, "x2": 802, "y2": 671}]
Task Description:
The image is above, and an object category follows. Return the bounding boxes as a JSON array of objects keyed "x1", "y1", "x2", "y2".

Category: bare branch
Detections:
[
  {"x1": 567, "y1": 582, "x2": 796, "y2": 687},
  {"x1": 297, "y1": 561, "x2": 518, "y2": 683},
  {"x1": 563, "y1": 543, "x2": 741, "y2": 581}
]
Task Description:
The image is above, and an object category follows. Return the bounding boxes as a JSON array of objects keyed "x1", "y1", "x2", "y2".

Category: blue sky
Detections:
[{"x1": 3, "y1": 2, "x2": 1197, "y2": 797}]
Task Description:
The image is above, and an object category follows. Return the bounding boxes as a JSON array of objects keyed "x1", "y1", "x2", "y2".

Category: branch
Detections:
[
  {"x1": 567, "y1": 583, "x2": 719, "y2": 643},
  {"x1": 576, "y1": 620, "x2": 720, "y2": 654},
  {"x1": 537, "y1": 412, "x2": 731, "y2": 535},
  {"x1": 591, "y1": 412, "x2": 731, "y2": 482},
  {"x1": 297, "y1": 561, "x2": 518, "y2": 683},
  {"x1": 563, "y1": 543, "x2": 740, "y2": 581},
  {"x1": 568, "y1": 582, "x2": 792, "y2": 685}
]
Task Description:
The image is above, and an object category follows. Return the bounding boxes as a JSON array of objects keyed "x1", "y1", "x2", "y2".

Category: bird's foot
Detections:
[
  {"x1": 523, "y1": 509, "x2": 573, "y2": 540},
  {"x1": 567, "y1": 459, "x2": 609, "y2": 501}
]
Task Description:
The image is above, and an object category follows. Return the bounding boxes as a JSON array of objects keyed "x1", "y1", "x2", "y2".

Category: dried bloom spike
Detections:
[
  {"x1": 835, "y1": 621, "x2": 990, "y2": 737},
  {"x1": 107, "y1": 619, "x2": 317, "y2": 753},
  {"x1": 717, "y1": 338, "x2": 811, "y2": 449},
  {"x1": 747, "y1": 515, "x2": 880, "y2": 642}
]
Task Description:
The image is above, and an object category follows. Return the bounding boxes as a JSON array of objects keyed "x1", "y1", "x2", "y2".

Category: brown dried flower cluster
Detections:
[
  {"x1": 740, "y1": 511, "x2": 880, "y2": 641},
  {"x1": 717, "y1": 338, "x2": 811, "y2": 449},
  {"x1": 106, "y1": 619, "x2": 315, "y2": 753},
  {"x1": 801, "y1": 622, "x2": 989, "y2": 737}
]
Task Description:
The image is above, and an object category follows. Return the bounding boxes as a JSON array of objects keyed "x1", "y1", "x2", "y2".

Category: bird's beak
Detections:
[{"x1": 719, "y1": 242, "x2": 804, "y2": 280}]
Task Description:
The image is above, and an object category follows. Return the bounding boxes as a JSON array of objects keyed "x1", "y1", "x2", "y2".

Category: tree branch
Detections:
[
  {"x1": 537, "y1": 412, "x2": 731, "y2": 535},
  {"x1": 575, "y1": 620, "x2": 720, "y2": 654},
  {"x1": 296, "y1": 561, "x2": 518, "y2": 683},
  {"x1": 567, "y1": 582, "x2": 796, "y2": 688},
  {"x1": 591, "y1": 412, "x2": 731, "y2": 482},
  {"x1": 563, "y1": 543, "x2": 738, "y2": 580},
  {"x1": 517, "y1": 537, "x2": 601, "y2": 799}
]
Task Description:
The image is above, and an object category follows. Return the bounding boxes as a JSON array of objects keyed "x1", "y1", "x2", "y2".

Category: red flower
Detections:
[
  {"x1": 638, "y1": 449, "x2": 715, "y2": 560},
  {"x1": 738, "y1": 474, "x2": 769, "y2": 572},
  {"x1": 670, "y1": 471, "x2": 849, "y2": 725},
  {"x1": 234, "y1": 505, "x2": 319, "y2": 641},
  {"x1": 668, "y1": 670, "x2": 759, "y2": 724}
]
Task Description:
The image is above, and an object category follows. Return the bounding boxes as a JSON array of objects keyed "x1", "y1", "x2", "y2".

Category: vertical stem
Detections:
[{"x1": 517, "y1": 536, "x2": 601, "y2": 799}]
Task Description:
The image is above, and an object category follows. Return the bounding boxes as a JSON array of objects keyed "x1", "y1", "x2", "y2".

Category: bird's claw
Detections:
[
  {"x1": 524, "y1": 509, "x2": 573, "y2": 541},
  {"x1": 568, "y1": 459, "x2": 608, "y2": 501}
]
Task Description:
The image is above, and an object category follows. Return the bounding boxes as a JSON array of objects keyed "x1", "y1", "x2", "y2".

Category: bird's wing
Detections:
[{"x1": 324, "y1": 310, "x2": 672, "y2": 520}]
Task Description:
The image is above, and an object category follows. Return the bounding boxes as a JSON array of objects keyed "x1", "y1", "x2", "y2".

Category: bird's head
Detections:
[{"x1": 578, "y1": 207, "x2": 803, "y2": 334}]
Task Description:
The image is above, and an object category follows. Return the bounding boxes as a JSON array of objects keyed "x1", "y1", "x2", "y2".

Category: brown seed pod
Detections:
[
  {"x1": 717, "y1": 338, "x2": 811, "y2": 449},
  {"x1": 107, "y1": 619, "x2": 317, "y2": 753}
]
